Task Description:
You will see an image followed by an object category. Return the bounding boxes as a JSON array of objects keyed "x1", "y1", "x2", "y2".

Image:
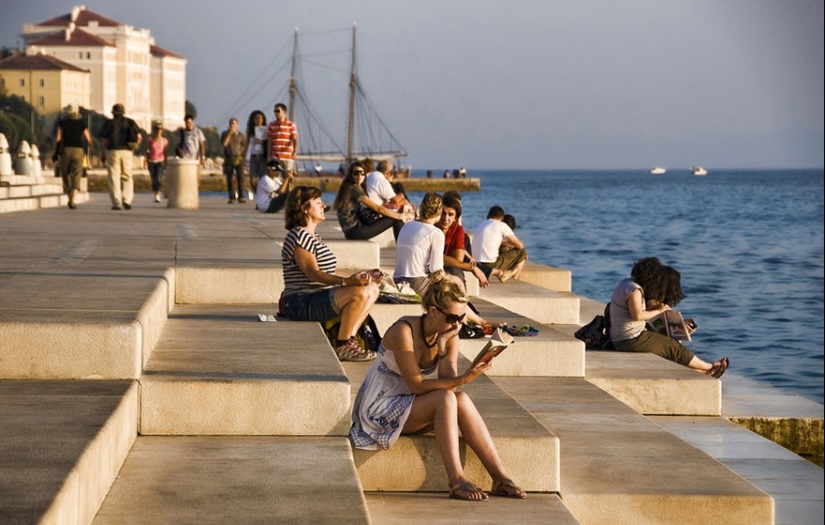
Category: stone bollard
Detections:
[
  {"x1": 30, "y1": 144, "x2": 42, "y2": 178},
  {"x1": 166, "y1": 158, "x2": 200, "y2": 209},
  {"x1": 15, "y1": 140, "x2": 32, "y2": 176},
  {"x1": 0, "y1": 134, "x2": 12, "y2": 176}
]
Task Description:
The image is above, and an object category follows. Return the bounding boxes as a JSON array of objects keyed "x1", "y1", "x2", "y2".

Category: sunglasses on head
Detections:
[{"x1": 436, "y1": 306, "x2": 466, "y2": 324}]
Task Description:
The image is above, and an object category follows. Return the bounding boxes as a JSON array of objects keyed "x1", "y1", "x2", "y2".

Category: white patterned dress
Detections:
[{"x1": 349, "y1": 321, "x2": 438, "y2": 450}]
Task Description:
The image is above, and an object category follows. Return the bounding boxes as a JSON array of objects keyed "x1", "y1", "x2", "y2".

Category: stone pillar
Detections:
[
  {"x1": 15, "y1": 140, "x2": 32, "y2": 176},
  {"x1": 0, "y1": 134, "x2": 12, "y2": 177},
  {"x1": 165, "y1": 158, "x2": 200, "y2": 209}
]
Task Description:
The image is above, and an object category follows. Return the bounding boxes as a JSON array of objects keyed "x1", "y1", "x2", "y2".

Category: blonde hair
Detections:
[
  {"x1": 418, "y1": 192, "x2": 443, "y2": 221},
  {"x1": 421, "y1": 270, "x2": 467, "y2": 311}
]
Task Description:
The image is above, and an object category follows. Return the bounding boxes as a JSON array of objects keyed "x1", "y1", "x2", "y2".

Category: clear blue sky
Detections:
[{"x1": 2, "y1": 0, "x2": 823, "y2": 169}]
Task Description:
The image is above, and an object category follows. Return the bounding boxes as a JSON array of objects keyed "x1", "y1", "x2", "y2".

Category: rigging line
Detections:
[
  {"x1": 216, "y1": 36, "x2": 293, "y2": 122},
  {"x1": 297, "y1": 27, "x2": 352, "y2": 36},
  {"x1": 299, "y1": 58, "x2": 351, "y2": 75},
  {"x1": 293, "y1": 88, "x2": 344, "y2": 154},
  {"x1": 355, "y1": 82, "x2": 406, "y2": 153},
  {"x1": 219, "y1": 60, "x2": 292, "y2": 124},
  {"x1": 301, "y1": 49, "x2": 351, "y2": 58}
]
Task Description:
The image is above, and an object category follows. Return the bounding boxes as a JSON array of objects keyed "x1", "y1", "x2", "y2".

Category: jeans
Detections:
[
  {"x1": 344, "y1": 216, "x2": 404, "y2": 241},
  {"x1": 148, "y1": 162, "x2": 164, "y2": 192},
  {"x1": 281, "y1": 288, "x2": 340, "y2": 322}
]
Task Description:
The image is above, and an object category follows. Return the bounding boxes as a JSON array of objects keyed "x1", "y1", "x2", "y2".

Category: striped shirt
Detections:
[
  {"x1": 267, "y1": 119, "x2": 298, "y2": 160},
  {"x1": 281, "y1": 227, "x2": 337, "y2": 296}
]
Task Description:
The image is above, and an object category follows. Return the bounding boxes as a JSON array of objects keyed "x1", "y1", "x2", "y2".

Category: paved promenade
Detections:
[{"x1": 0, "y1": 191, "x2": 822, "y2": 524}]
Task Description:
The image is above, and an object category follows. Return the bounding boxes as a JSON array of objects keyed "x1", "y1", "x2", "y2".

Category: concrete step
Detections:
[
  {"x1": 517, "y1": 261, "x2": 572, "y2": 292},
  {"x1": 92, "y1": 436, "x2": 370, "y2": 524},
  {"x1": 365, "y1": 493, "x2": 580, "y2": 524},
  {"x1": 342, "y1": 360, "x2": 560, "y2": 493},
  {"x1": 0, "y1": 265, "x2": 172, "y2": 379},
  {"x1": 0, "y1": 380, "x2": 138, "y2": 525},
  {"x1": 478, "y1": 279, "x2": 580, "y2": 325},
  {"x1": 140, "y1": 304, "x2": 351, "y2": 435},
  {"x1": 495, "y1": 377, "x2": 775, "y2": 524}
]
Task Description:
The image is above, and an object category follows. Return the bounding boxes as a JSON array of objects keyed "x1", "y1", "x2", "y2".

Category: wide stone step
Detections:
[
  {"x1": 517, "y1": 261, "x2": 572, "y2": 292},
  {"x1": 495, "y1": 377, "x2": 774, "y2": 524},
  {"x1": 478, "y1": 280, "x2": 580, "y2": 325},
  {"x1": 342, "y1": 361, "x2": 560, "y2": 493},
  {"x1": 0, "y1": 380, "x2": 137, "y2": 525},
  {"x1": 0, "y1": 265, "x2": 172, "y2": 379},
  {"x1": 140, "y1": 304, "x2": 351, "y2": 435},
  {"x1": 365, "y1": 493, "x2": 581, "y2": 524},
  {"x1": 92, "y1": 436, "x2": 370, "y2": 524}
]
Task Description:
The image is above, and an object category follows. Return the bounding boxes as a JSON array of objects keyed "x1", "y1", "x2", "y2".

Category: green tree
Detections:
[{"x1": 0, "y1": 94, "x2": 46, "y2": 154}]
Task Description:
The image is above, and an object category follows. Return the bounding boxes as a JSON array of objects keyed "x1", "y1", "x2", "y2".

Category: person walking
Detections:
[
  {"x1": 52, "y1": 104, "x2": 91, "y2": 209},
  {"x1": 99, "y1": 103, "x2": 141, "y2": 210},
  {"x1": 221, "y1": 117, "x2": 248, "y2": 203},
  {"x1": 267, "y1": 103, "x2": 298, "y2": 176},
  {"x1": 245, "y1": 110, "x2": 267, "y2": 191},
  {"x1": 145, "y1": 121, "x2": 168, "y2": 203},
  {"x1": 175, "y1": 114, "x2": 206, "y2": 166}
]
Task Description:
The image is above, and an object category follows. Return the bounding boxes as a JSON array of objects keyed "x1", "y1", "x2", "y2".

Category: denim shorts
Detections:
[{"x1": 282, "y1": 288, "x2": 341, "y2": 322}]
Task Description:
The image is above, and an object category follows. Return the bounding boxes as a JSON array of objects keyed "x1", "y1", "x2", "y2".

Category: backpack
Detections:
[
  {"x1": 574, "y1": 303, "x2": 614, "y2": 350},
  {"x1": 323, "y1": 314, "x2": 381, "y2": 353}
]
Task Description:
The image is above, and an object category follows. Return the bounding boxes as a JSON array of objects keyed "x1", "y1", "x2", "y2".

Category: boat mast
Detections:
[
  {"x1": 288, "y1": 28, "x2": 298, "y2": 121},
  {"x1": 346, "y1": 22, "x2": 357, "y2": 163}
]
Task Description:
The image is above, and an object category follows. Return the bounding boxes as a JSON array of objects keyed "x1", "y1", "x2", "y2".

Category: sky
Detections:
[{"x1": 2, "y1": 0, "x2": 823, "y2": 170}]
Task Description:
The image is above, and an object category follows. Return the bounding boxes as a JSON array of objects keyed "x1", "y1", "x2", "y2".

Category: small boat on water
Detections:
[
  {"x1": 650, "y1": 167, "x2": 666, "y2": 175},
  {"x1": 692, "y1": 166, "x2": 708, "y2": 176}
]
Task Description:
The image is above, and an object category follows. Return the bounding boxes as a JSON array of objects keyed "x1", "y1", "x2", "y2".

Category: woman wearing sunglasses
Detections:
[
  {"x1": 350, "y1": 270, "x2": 526, "y2": 501},
  {"x1": 333, "y1": 160, "x2": 410, "y2": 241}
]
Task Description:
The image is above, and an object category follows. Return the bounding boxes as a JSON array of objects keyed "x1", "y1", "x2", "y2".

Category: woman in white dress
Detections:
[{"x1": 349, "y1": 271, "x2": 526, "y2": 501}]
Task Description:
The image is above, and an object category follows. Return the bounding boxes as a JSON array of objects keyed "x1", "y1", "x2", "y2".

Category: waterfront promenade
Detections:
[{"x1": 0, "y1": 186, "x2": 822, "y2": 524}]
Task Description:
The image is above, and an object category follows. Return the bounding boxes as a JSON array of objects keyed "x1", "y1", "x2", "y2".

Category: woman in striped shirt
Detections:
[{"x1": 280, "y1": 186, "x2": 382, "y2": 362}]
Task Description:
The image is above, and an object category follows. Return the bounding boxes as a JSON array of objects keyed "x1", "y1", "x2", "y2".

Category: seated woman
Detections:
[
  {"x1": 394, "y1": 193, "x2": 489, "y2": 327},
  {"x1": 333, "y1": 161, "x2": 409, "y2": 241},
  {"x1": 436, "y1": 193, "x2": 489, "y2": 288},
  {"x1": 280, "y1": 186, "x2": 382, "y2": 362},
  {"x1": 349, "y1": 271, "x2": 527, "y2": 501},
  {"x1": 609, "y1": 257, "x2": 728, "y2": 377}
]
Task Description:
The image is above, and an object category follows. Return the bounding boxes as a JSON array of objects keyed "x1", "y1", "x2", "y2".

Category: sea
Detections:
[{"x1": 396, "y1": 168, "x2": 824, "y2": 405}]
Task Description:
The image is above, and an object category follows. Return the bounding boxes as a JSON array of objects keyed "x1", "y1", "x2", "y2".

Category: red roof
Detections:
[
  {"x1": 35, "y1": 8, "x2": 122, "y2": 28},
  {"x1": 28, "y1": 28, "x2": 112, "y2": 47},
  {"x1": 150, "y1": 44, "x2": 184, "y2": 60},
  {"x1": 0, "y1": 53, "x2": 88, "y2": 72}
]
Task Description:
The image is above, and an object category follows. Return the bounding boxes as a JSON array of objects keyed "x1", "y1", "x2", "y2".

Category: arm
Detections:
[
  {"x1": 627, "y1": 288, "x2": 669, "y2": 321},
  {"x1": 199, "y1": 138, "x2": 206, "y2": 166},
  {"x1": 275, "y1": 175, "x2": 294, "y2": 195},
  {"x1": 503, "y1": 234, "x2": 524, "y2": 250},
  {"x1": 359, "y1": 195, "x2": 406, "y2": 221},
  {"x1": 445, "y1": 248, "x2": 489, "y2": 287},
  {"x1": 53, "y1": 127, "x2": 63, "y2": 161},
  {"x1": 292, "y1": 246, "x2": 373, "y2": 287},
  {"x1": 221, "y1": 131, "x2": 231, "y2": 148},
  {"x1": 99, "y1": 138, "x2": 108, "y2": 161},
  {"x1": 291, "y1": 127, "x2": 299, "y2": 156}
]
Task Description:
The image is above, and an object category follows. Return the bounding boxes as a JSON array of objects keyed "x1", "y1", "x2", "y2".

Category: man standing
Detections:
[
  {"x1": 255, "y1": 159, "x2": 293, "y2": 213},
  {"x1": 53, "y1": 104, "x2": 91, "y2": 209},
  {"x1": 266, "y1": 103, "x2": 298, "y2": 176},
  {"x1": 221, "y1": 118, "x2": 248, "y2": 203},
  {"x1": 365, "y1": 159, "x2": 409, "y2": 211},
  {"x1": 99, "y1": 103, "x2": 141, "y2": 210},
  {"x1": 176, "y1": 114, "x2": 206, "y2": 165},
  {"x1": 471, "y1": 205, "x2": 528, "y2": 283}
]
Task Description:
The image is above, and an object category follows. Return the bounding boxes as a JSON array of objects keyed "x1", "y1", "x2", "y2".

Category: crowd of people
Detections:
[{"x1": 50, "y1": 101, "x2": 727, "y2": 501}]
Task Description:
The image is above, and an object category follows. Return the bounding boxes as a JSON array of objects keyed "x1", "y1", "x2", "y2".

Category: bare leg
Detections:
[
  {"x1": 403, "y1": 390, "x2": 487, "y2": 500},
  {"x1": 333, "y1": 282, "x2": 379, "y2": 339},
  {"x1": 511, "y1": 256, "x2": 527, "y2": 280}
]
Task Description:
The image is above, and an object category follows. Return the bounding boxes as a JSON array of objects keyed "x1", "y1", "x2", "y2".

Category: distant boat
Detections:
[
  {"x1": 650, "y1": 167, "x2": 666, "y2": 175},
  {"x1": 692, "y1": 166, "x2": 708, "y2": 176}
]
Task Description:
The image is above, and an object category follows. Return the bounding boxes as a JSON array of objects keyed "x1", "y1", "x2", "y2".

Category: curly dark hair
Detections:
[
  {"x1": 630, "y1": 257, "x2": 666, "y2": 303},
  {"x1": 246, "y1": 110, "x2": 267, "y2": 140},
  {"x1": 662, "y1": 265, "x2": 686, "y2": 306},
  {"x1": 284, "y1": 186, "x2": 322, "y2": 230},
  {"x1": 333, "y1": 161, "x2": 366, "y2": 211}
]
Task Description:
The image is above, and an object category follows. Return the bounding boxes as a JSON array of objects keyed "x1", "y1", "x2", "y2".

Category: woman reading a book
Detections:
[
  {"x1": 349, "y1": 270, "x2": 526, "y2": 501},
  {"x1": 609, "y1": 257, "x2": 728, "y2": 377}
]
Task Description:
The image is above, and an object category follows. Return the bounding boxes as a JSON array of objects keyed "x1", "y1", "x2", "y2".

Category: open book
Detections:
[
  {"x1": 469, "y1": 328, "x2": 514, "y2": 369},
  {"x1": 647, "y1": 310, "x2": 692, "y2": 341}
]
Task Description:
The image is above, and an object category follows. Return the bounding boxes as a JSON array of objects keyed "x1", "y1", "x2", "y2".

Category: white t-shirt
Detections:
[
  {"x1": 394, "y1": 221, "x2": 444, "y2": 279},
  {"x1": 255, "y1": 173, "x2": 282, "y2": 212},
  {"x1": 365, "y1": 171, "x2": 396, "y2": 206},
  {"x1": 471, "y1": 219, "x2": 515, "y2": 263}
]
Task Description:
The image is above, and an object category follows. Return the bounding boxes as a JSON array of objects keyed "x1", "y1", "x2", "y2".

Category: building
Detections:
[
  {"x1": 0, "y1": 51, "x2": 91, "y2": 136},
  {"x1": 19, "y1": 5, "x2": 186, "y2": 131}
]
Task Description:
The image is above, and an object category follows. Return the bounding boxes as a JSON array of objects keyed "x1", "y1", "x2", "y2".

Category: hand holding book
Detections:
[{"x1": 467, "y1": 328, "x2": 514, "y2": 371}]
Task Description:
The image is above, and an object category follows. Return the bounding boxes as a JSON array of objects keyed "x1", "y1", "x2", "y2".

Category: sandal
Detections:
[
  {"x1": 706, "y1": 357, "x2": 729, "y2": 378},
  {"x1": 490, "y1": 478, "x2": 527, "y2": 499},
  {"x1": 449, "y1": 481, "x2": 488, "y2": 501}
]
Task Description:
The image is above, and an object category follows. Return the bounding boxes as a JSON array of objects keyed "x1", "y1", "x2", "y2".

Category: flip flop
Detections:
[
  {"x1": 449, "y1": 481, "x2": 488, "y2": 501},
  {"x1": 490, "y1": 478, "x2": 527, "y2": 499},
  {"x1": 706, "y1": 357, "x2": 729, "y2": 378}
]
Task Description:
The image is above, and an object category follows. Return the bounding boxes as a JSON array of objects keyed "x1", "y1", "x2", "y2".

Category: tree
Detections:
[
  {"x1": 185, "y1": 100, "x2": 197, "y2": 120},
  {"x1": 0, "y1": 94, "x2": 46, "y2": 153}
]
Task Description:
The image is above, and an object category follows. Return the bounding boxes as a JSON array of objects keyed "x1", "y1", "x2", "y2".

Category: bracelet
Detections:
[{"x1": 341, "y1": 276, "x2": 346, "y2": 286}]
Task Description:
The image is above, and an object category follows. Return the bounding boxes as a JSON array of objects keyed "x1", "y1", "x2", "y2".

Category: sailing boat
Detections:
[{"x1": 286, "y1": 24, "x2": 409, "y2": 175}]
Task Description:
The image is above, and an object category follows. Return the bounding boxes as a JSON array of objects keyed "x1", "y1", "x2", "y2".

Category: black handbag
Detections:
[
  {"x1": 574, "y1": 303, "x2": 614, "y2": 349},
  {"x1": 357, "y1": 206, "x2": 382, "y2": 226}
]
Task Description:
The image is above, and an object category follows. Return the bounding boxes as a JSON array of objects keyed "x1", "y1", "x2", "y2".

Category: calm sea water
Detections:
[{"x1": 400, "y1": 169, "x2": 824, "y2": 404}]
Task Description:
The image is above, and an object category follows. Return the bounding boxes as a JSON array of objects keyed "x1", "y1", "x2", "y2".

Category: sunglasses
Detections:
[
  {"x1": 436, "y1": 306, "x2": 466, "y2": 324},
  {"x1": 353, "y1": 170, "x2": 365, "y2": 175}
]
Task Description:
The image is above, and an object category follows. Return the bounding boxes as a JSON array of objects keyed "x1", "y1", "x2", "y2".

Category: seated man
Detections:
[
  {"x1": 255, "y1": 159, "x2": 293, "y2": 213},
  {"x1": 471, "y1": 206, "x2": 528, "y2": 283},
  {"x1": 365, "y1": 159, "x2": 410, "y2": 211}
]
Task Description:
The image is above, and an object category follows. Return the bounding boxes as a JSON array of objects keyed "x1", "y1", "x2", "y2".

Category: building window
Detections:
[
  {"x1": 19, "y1": 78, "x2": 25, "y2": 87},
  {"x1": 38, "y1": 95, "x2": 45, "y2": 106},
  {"x1": 86, "y1": 52, "x2": 91, "y2": 59},
  {"x1": 39, "y1": 78, "x2": 45, "y2": 87},
  {"x1": 78, "y1": 51, "x2": 84, "y2": 59}
]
